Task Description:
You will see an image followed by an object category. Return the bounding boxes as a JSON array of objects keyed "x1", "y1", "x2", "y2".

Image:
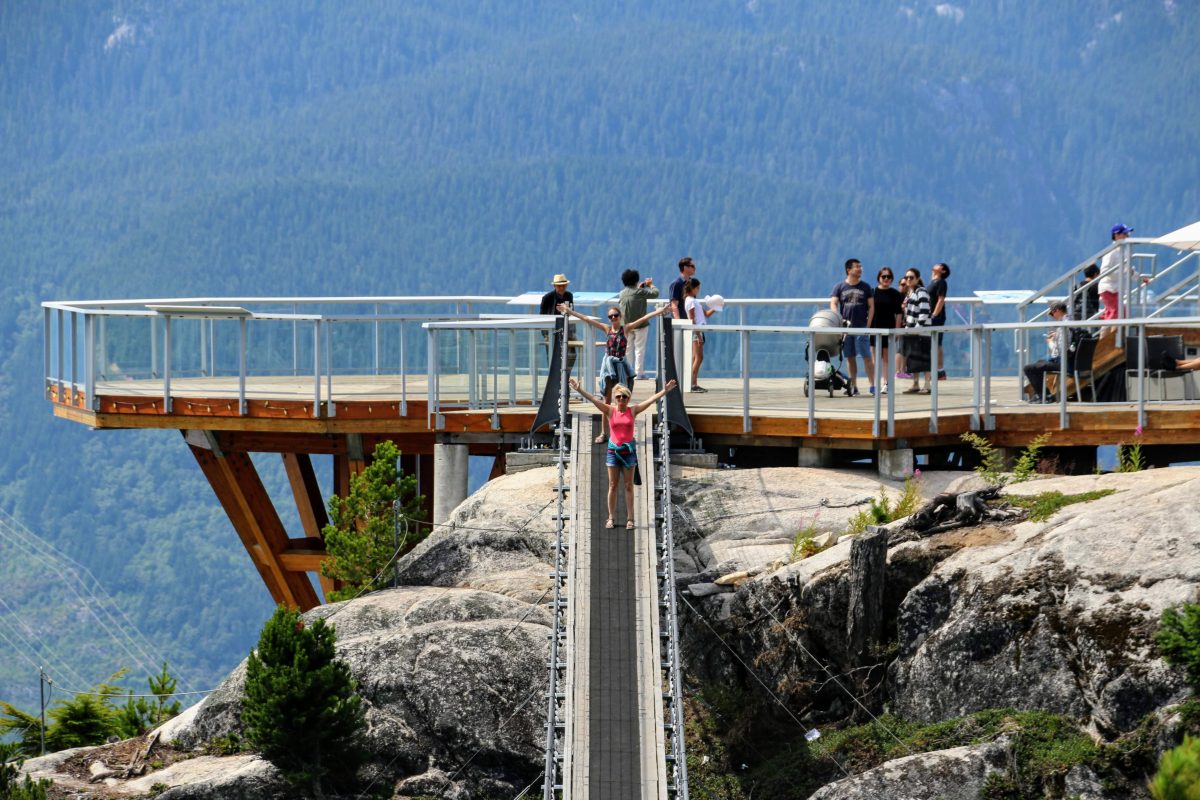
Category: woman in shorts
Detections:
[{"x1": 569, "y1": 377, "x2": 678, "y2": 529}]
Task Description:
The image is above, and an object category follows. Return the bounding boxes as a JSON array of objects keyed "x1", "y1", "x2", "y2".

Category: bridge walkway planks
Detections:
[{"x1": 564, "y1": 413, "x2": 668, "y2": 800}]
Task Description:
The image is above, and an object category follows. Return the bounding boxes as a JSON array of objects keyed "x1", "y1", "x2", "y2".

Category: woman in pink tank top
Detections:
[{"x1": 569, "y1": 377, "x2": 678, "y2": 530}]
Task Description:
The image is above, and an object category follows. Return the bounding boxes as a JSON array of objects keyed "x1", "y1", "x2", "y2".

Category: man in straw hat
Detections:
[
  {"x1": 539, "y1": 273, "x2": 574, "y2": 315},
  {"x1": 540, "y1": 273, "x2": 576, "y2": 369}
]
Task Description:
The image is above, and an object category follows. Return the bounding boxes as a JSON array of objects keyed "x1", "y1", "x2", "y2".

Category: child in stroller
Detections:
[{"x1": 805, "y1": 308, "x2": 851, "y2": 397}]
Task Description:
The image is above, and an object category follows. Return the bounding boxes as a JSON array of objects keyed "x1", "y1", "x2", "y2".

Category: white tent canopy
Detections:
[{"x1": 1153, "y1": 219, "x2": 1200, "y2": 251}]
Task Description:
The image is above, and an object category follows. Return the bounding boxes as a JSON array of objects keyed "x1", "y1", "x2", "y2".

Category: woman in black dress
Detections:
[{"x1": 870, "y1": 266, "x2": 904, "y2": 394}]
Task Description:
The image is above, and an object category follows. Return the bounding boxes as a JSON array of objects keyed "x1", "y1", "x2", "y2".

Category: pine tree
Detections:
[
  {"x1": 242, "y1": 606, "x2": 365, "y2": 799},
  {"x1": 0, "y1": 742, "x2": 50, "y2": 800},
  {"x1": 320, "y1": 440, "x2": 425, "y2": 601}
]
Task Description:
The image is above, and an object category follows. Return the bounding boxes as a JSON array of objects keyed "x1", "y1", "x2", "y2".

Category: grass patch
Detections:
[{"x1": 1005, "y1": 489, "x2": 1115, "y2": 522}]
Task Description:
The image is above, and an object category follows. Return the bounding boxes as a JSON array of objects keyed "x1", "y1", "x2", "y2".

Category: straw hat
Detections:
[{"x1": 552, "y1": 274, "x2": 571, "y2": 285}]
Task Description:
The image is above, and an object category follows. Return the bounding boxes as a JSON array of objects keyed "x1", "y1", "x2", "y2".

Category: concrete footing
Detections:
[
  {"x1": 433, "y1": 443, "x2": 469, "y2": 524},
  {"x1": 505, "y1": 450, "x2": 560, "y2": 474},
  {"x1": 798, "y1": 446, "x2": 834, "y2": 468},
  {"x1": 878, "y1": 448, "x2": 914, "y2": 480},
  {"x1": 671, "y1": 451, "x2": 719, "y2": 468}
]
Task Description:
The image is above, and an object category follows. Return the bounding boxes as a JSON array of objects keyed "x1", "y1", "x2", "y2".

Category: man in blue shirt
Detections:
[{"x1": 831, "y1": 258, "x2": 875, "y2": 396}]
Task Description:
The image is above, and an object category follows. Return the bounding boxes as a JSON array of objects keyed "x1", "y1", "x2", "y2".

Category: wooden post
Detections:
[{"x1": 846, "y1": 527, "x2": 887, "y2": 662}]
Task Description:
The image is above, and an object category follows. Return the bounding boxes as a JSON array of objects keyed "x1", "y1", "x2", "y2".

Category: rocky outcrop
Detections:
[
  {"x1": 807, "y1": 735, "x2": 1012, "y2": 800},
  {"x1": 888, "y1": 470, "x2": 1199, "y2": 735},
  {"x1": 670, "y1": 465, "x2": 950, "y2": 578},
  {"x1": 127, "y1": 755, "x2": 290, "y2": 800},
  {"x1": 394, "y1": 467, "x2": 560, "y2": 603},
  {"x1": 164, "y1": 587, "x2": 551, "y2": 798}
]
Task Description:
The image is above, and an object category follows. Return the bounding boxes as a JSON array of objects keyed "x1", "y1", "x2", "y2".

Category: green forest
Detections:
[{"x1": 0, "y1": 0, "x2": 1197, "y2": 706}]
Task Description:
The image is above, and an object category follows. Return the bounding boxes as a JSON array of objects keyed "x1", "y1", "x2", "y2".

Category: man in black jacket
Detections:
[{"x1": 1024, "y1": 301, "x2": 1086, "y2": 401}]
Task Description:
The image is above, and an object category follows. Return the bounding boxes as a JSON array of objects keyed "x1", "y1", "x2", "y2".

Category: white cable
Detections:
[
  {"x1": 680, "y1": 594, "x2": 851, "y2": 779},
  {"x1": 0, "y1": 509, "x2": 183, "y2": 689},
  {"x1": 0, "y1": 601, "x2": 92, "y2": 690}
]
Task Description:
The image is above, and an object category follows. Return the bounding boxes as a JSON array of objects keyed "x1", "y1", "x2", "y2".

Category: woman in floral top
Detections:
[{"x1": 558, "y1": 302, "x2": 670, "y2": 442}]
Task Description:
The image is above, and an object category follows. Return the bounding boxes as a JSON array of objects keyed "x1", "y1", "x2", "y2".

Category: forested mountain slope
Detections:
[{"x1": 0, "y1": 0, "x2": 1196, "y2": 703}]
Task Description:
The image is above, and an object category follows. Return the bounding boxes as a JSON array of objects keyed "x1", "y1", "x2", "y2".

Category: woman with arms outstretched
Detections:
[
  {"x1": 569, "y1": 376, "x2": 678, "y2": 529},
  {"x1": 558, "y1": 301, "x2": 671, "y2": 442}
]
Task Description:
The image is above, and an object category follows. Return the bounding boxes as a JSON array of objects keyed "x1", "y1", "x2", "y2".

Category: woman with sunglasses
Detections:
[
  {"x1": 558, "y1": 301, "x2": 671, "y2": 442},
  {"x1": 901, "y1": 268, "x2": 933, "y2": 394},
  {"x1": 569, "y1": 377, "x2": 679, "y2": 529},
  {"x1": 871, "y1": 267, "x2": 903, "y2": 394}
]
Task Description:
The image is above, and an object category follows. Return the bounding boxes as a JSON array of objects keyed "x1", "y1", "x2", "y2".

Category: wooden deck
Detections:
[{"x1": 50, "y1": 372, "x2": 1200, "y2": 448}]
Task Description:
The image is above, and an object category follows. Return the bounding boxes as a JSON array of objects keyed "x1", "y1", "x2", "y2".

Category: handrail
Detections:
[{"x1": 44, "y1": 289, "x2": 1200, "y2": 441}]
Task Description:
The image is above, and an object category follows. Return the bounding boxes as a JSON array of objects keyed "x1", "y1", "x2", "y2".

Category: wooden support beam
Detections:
[
  {"x1": 282, "y1": 452, "x2": 337, "y2": 598},
  {"x1": 187, "y1": 441, "x2": 321, "y2": 611},
  {"x1": 282, "y1": 453, "x2": 329, "y2": 539},
  {"x1": 488, "y1": 451, "x2": 507, "y2": 481}
]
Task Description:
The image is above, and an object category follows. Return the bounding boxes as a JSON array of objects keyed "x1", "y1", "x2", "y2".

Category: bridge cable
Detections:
[{"x1": 678, "y1": 594, "x2": 851, "y2": 779}]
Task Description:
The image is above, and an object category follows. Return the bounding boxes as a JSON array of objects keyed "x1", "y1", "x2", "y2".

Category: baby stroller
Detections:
[{"x1": 804, "y1": 308, "x2": 850, "y2": 397}]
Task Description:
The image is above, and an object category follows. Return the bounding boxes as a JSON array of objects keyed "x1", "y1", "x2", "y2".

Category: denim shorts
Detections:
[
  {"x1": 842, "y1": 334, "x2": 871, "y2": 358},
  {"x1": 606, "y1": 444, "x2": 638, "y2": 469}
]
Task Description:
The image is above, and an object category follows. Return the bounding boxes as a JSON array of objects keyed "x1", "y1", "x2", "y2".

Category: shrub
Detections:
[
  {"x1": 791, "y1": 515, "x2": 821, "y2": 561},
  {"x1": 962, "y1": 432, "x2": 1050, "y2": 488},
  {"x1": 242, "y1": 606, "x2": 365, "y2": 797},
  {"x1": 0, "y1": 742, "x2": 50, "y2": 800},
  {"x1": 1157, "y1": 604, "x2": 1200, "y2": 692},
  {"x1": 848, "y1": 473, "x2": 923, "y2": 534},
  {"x1": 1150, "y1": 735, "x2": 1200, "y2": 800},
  {"x1": 1005, "y1": 489, "x2": 1115, "y2": 522}
]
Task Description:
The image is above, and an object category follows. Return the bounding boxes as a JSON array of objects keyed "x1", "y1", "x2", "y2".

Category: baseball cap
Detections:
[{"x1": 1111, "y1": 224, "x2": 1134, "y2": 236}]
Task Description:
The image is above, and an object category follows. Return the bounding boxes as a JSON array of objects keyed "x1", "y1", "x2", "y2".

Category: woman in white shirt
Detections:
[{"x1": 684, "y1": 278, "x2": 716, "y2": 392}]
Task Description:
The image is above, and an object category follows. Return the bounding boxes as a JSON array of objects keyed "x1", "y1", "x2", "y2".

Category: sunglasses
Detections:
[
  {"x1": 615, "y1": 394, "x2": 630, "y2": 401},
  {"x1": 608, "y1": 313, "x2": 620, "y2": 319},
  {"x1": 880, "y1": 275, "x2": 893, "y2": 280}
]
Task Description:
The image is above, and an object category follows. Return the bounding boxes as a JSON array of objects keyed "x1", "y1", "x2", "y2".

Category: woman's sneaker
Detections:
[{"x1": 896, "y1": 371, "x2": 913, "y2": 379}]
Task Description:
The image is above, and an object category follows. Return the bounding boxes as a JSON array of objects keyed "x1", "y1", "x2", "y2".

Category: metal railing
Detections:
[
  {"x1": 42, "y1": 296, "x2": 1200, "y2": 438},
  {"x1": 1017, "y1": 238, "x2": 1200, "y2": 375},
  {"x1": 542, "y1": 326, "x2": 571, "y2": 800},
  {"x1": 655, "y1": 328, "x2": 690, "y2": 799}
]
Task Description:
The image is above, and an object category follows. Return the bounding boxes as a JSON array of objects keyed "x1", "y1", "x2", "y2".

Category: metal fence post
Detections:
[
  {"x1": 70, "y1": 313, "x2": 78, "y2": 400},
  {"x1": 84, "y1": 315, "x2": 95, "y2": 410},
  {"x1": 312, "y1": 320, "x2": 321, "y2": 417},
  {"x1": 740, "y1": 329, "x2": 750, "y2": 433},
  {"x1": 239, "y1": 317, "x2": 248, "y2": 415},
  {"x1": 163, "y1": 315, "x2": 173, "y2": 413},
  {"x1": 43, "y1": 308, "x2": 51, "y2": 400},
  {"x1": 929, "y1": 331, "x2": 939, "y2": 434}
]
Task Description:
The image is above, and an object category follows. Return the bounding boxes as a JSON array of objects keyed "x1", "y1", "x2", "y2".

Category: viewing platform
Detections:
[{"x1": 39, "y1": 237, "x2": 1200, "y2": 608}]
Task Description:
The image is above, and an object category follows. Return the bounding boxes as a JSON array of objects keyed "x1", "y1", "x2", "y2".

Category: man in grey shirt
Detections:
[{"x1": 618, "y1": 268, "x2": 660, "y2": 379}]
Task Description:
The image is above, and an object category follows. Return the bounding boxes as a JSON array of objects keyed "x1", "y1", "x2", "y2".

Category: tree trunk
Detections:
[{"x1": 846, "y1": 527, "x2": 887, "y2": 663}]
